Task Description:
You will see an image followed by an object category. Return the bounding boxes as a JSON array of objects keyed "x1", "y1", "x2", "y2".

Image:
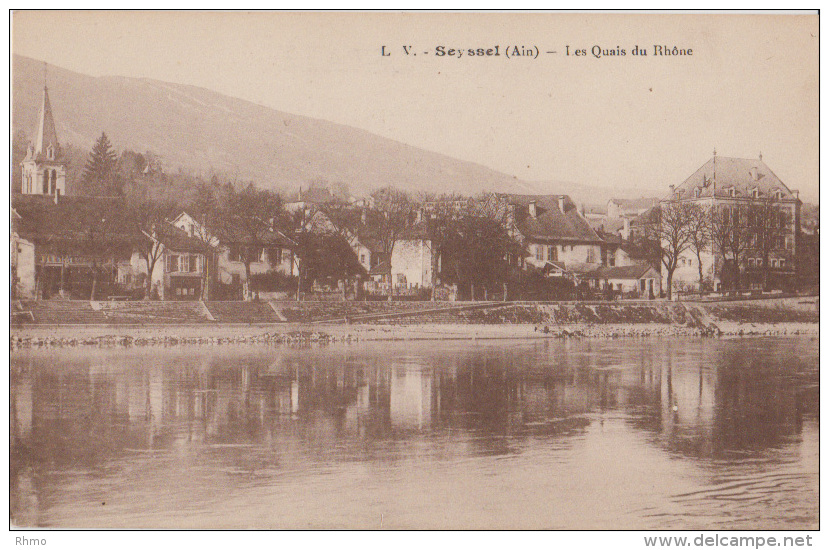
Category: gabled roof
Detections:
[
  {"x1": 586, "y1": 264, "x2": 658, "y2": 280},
  {"x1": 494, "y1": 193, "x2": 602, "y2": 243},
  {"x1": 673, "y1": 156, "x2": 798, "y2": 201},
  {"x1": 153, "y1": 223, "x2": 209, "y2": 253}
]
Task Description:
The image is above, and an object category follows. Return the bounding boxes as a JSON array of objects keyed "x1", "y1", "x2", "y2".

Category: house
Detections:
[
  {"x1": 140, "y1": 223, "x2": 212, "y2": 301},
  {"x1": 483, "y1": 193, "x2": 604, "y2": 282},
  {"x1": 170, "y1": 212, "x2": 298, "y2": 297},
  {"x1": 663, "y1": 153, "x2": 802, "y2": 293},
  {"x1": 606, "y1": 197, "x2": 657, "y2": 219},
  {"x1": 12, "y1": 195, "x2": 142, "y2": 299},
  {"x1": 283, "y1": 185, "x2": 347, "y2": 213},
  {"x1": 585, "y1": 265, "x2": 662, "y2": 298}
]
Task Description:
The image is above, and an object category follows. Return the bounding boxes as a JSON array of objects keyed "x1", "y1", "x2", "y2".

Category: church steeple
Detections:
[
  {"x1": 31, "y1": 85, "x2": 61, "y2": 161},
  {"x1": 21, "y1": 77, "x2": 67, "y2": 197}
]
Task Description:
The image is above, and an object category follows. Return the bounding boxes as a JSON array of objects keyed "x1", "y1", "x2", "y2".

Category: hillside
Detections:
[{"x1": 13, "y1": 55, "x2": 597, "y2": 200}]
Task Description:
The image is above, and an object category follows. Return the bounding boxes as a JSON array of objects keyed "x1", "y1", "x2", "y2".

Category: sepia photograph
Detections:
[{"x1": 8, "y1": 10, "x2": 820, "y2": 534}]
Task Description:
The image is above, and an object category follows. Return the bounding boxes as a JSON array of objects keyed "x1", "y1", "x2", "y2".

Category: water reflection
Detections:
[{"x1": 10, "y1": 337, "x2": 818, "y2": 529}]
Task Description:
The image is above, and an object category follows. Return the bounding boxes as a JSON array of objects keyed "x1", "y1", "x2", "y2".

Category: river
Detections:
[{"x1": 10, "y1": 336, "x2": 819, "y2": 529}]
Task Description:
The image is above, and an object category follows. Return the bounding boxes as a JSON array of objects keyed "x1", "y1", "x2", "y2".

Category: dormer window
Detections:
[
  {"x1": 727, "y1": 187, "x2": 737, "y2": 198},
  {"x1": 694, "y1": 188, "x2": 701, "y2": 198},
  {"x1": 46, "y1": 145, "x2": 54, "y2": 160},
  {"x1": 773, "y1": 189, "x2": 784, "y2": 200},
  {"x1": 750, "y1": 188, "x2": 759, "y2": 199}
]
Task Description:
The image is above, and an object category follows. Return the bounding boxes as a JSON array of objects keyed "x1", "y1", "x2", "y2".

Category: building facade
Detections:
[{"x1": 663, "y1": 154, "x2": 801, "y2": 293}]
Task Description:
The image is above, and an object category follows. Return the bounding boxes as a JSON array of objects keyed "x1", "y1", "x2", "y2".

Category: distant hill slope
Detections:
[{"x1": 14, "y1": 54, "x2": 591, "y2": 199}]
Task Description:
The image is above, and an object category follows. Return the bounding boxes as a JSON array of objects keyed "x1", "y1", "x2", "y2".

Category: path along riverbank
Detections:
[{"x1": 10, "y1": 297, "x2": 818, "y2": 349}]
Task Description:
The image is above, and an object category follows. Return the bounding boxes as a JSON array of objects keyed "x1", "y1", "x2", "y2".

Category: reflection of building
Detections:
[{"x1": 390, "y1": 367, "x2": 432, "y2": 429}]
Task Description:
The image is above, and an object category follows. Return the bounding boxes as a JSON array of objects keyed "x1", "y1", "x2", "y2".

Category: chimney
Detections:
[
  {"x1": 558, "y1": 196, "x2": 565, "y2": 213},
  {"x1": 415, "y1": 208, "x2": 423, "y2": 224},
  {"x1": 669, "y1": 184, "x2": 675, "y2": 197},
  {"x1": 622, "y1": 218, "x2": 631, "y2": 240},
  {"x1": 529, "y1": 201, "x2": 538, "y2": 219},
  {"x1": 361, "y1": 208, "x2": 367, "y2": 224},
  {"x1": 793, "y1": 189, "x2": 800, "y2": 200}
]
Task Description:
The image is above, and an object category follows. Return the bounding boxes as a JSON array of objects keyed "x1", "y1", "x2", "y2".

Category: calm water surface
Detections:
[{"x1": 10, "y1": 337, "x2": 819, "y2": 529}]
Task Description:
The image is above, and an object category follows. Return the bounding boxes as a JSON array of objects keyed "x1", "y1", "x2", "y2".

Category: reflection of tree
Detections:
[{"x1": 10, "y1": 339, "x2": 818, "y2": 518}]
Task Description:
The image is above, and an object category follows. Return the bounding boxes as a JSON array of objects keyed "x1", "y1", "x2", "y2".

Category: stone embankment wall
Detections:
[{"x1": 10, "y1": 297, "x2": 818, "y2": 348}]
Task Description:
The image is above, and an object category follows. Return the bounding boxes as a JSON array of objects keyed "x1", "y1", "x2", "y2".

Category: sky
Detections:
[{"x1": 11, "y1": 11, "x2": 820, "y2": 202}]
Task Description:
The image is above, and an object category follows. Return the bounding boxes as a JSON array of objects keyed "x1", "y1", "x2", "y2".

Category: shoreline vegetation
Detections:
[{"x1": 10, "y1": 296, "x2": 818, "y2": 349}]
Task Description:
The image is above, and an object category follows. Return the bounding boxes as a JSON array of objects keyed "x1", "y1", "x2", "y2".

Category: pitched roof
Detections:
[
  {"x1": 12, "y1": 195, "x2": 139, "y2": 243},
  {"x1": 673, "y1": 156, "x2": 798, "y2": 201},
  {"x1": 586, "y1": 264, "x2": 658, "y2": 280},
  {"x1": 153, "y1": 223, "x2": 209, "y2": 253},
  {"x1": 24, "y1": 87, "x2": 63, "y2": 163},
  {"x1": 495, "y1": 193, "x2": 602, "y2": 243}
]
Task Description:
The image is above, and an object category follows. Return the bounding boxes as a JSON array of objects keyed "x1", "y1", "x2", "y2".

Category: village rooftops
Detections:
[
  {"x1": 494, "y1": 193, "x2": 602, "y2": 243},
  {"x1": 672, "y1": 156, "x2": 800, "y2": 201}
]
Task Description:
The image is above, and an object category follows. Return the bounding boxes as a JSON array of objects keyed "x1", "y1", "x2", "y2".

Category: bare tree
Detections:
[
  {"x1": 709, "y1": 203, "x2": 753, "y2": 292},
  {"x1": 647, "y1": 201, "x2": 695, "y2": 300},
  {"x1": 218, "y1": 184, "x2": 285, "y2": 300},
  {"x1": 687, "y1": 203, "x2": 711, "y2": 292},
  {"x1": 746, "y1": 197, "x2": 789, "y2": 290},
  {"x1": 124, "y1": 193, "x2": 180, "y2": 300},
  {"x1": 371, "y1": 187, "x2": 415, "y2": 295}
]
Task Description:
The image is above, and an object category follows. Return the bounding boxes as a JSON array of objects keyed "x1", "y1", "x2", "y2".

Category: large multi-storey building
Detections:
[{"x1": 663, "y1": 153, "x2": 801, "y2": 293}]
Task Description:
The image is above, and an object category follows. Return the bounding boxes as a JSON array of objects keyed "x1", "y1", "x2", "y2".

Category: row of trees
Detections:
[{"x1": 647, "y1": 198, "x2": 792, "y2": 298}]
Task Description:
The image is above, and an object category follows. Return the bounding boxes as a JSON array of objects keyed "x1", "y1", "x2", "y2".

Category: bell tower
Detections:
[{"x1": 21, "y1": 77, "x2": 68, "y2": 197}]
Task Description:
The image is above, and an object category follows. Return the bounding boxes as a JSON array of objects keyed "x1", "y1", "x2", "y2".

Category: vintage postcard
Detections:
[{"x1": 9, "y1": 10, "x2": 819, "y2": 539}]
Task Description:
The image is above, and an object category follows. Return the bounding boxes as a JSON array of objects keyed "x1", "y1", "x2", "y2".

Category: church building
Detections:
[{"x1": 21, "y1": 85, "x2": 67, "y2": 197}]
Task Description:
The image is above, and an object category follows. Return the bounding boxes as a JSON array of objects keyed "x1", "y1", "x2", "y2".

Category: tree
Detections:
[
  {"x1": 687, "y1": 203, "x2": 711, "y2": 292},
  {"x1": 124, "y1": 191, "x2": 181, "y2": 300},
  {"x1": 217, "y1": 184, "x2": 285, "y2": 300},
  {"x1": 184, "y1": 180, "x2": 227, "y2": 300},
  {"x1": 746, "y1": 198, "x2": 789, "y2": 290},
  {"x1": 371, "y1": 186, "x2": 416, "y2": 261},
  {"x1": 709, "y1": 203, "x2": 753, "y2": 292},
  {"x1": 647, "y1": 201, "x2": 695, "y2": 300},
  {"x1": 81, "y1": 132, "x2": 121, "y2": 196},
  {"x1": 438, "y1": 214, "x2": 523, "y2": 300}
]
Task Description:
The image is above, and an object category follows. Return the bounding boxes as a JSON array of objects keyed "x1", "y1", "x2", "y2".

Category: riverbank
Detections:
[
  {"x1": 10, "y1": 296, "x2": 818, "y2": 348},
  {"x1": 10, "y1": 319, "x2": 818, "y2": 349}
]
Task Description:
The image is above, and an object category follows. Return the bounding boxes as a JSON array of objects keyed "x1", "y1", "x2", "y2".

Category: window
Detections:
[
  {"x1": 748, "y1": 258, "x2": 755, "y2": 267},
  {"x1": 779, "y1": 259, "x2": 786, "y2": 268},
  {"x1": 166, "y1": 254, "x2": 179, "y2": 273},
  {"x1": 548, "y1": 246, "x2": 557, "y2": 261},
  {"x1": 774, "y1": 190, "x2": 783, "y2": 200},
  {"x1": 776, "y1": 236, "x2": 786, "y2": 249},
  {"x1": 228, "y1": 245, "x2": 241, "y2": 262},
  {"x1": 270, "y1": 247, "x2": 283, "y2": 264},
  {"x1": 189, "y1": 255, "x2": 199, "y2": 273},
  {"x1": 535, "y1": 245, "x2": 543, "y2": 261},
  {"x1": 771, "y1": 259, "x2": 778, "y2": 268},
  {"x1": 587, "y1": 247, "x2": 596, "y2": 263},
  {"x1": 360, "y1": 253, "x2": 366, "y2": 264},
  {"x1": 728, "y1": 188, "x2": 737, "y2": 197},
  {"x1": 694, "y1": 188, "x2": 701, "y2": 198}
]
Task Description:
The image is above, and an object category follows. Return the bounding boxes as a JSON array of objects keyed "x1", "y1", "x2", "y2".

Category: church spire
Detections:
[{"x1": 33, "y1": 85, "x2": 60, "y2": 160}]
